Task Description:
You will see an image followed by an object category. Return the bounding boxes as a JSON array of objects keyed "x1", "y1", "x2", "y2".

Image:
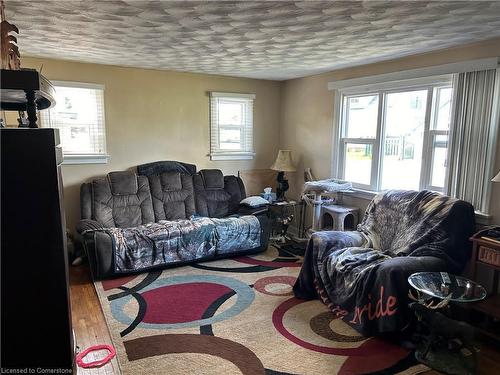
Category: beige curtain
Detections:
[{"x1": 447, "y1": 69, "x2": 499, "y2": 213}]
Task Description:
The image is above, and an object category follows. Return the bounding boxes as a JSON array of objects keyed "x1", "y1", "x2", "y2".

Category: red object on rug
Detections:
[{"x1": 76, "y1": 344, "x2": 116, "y2": 368}]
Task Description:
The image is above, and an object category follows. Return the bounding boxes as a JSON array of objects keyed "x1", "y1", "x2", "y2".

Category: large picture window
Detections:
[
  {"x1": 337, "y1": 76, "x2": 453, "y2": 192},
  {"x1": 209, "y1": 92, "x2": 255, "y2": 160},
  {"x1": 41, "y1": 81, "x2": 108, "y2": 164}
]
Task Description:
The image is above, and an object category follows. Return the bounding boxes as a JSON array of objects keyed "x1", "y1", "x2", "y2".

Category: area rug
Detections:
[{"x1": 94, "y1": 246, "x2": 428, "y2": 375}]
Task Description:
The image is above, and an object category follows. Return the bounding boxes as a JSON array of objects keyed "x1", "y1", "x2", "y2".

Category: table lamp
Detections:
[
  {"x1": 493, "y1": 171, "x2": 500, "y2": 183},
  {"x1": 270, "y1": 150, "x2": 296, "y2": 201}
]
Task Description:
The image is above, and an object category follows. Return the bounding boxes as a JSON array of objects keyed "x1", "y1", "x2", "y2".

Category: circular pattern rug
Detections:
[{"x1": 95, "y1": 246, "x2": 427, "y2": 375}]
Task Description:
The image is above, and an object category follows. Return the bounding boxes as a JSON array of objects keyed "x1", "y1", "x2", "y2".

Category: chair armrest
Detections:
[
  {"x1": 76, "y1": 219, "x2": 105, "y2": 234},
  {"x1": 310, "y1": 230, "x2": 366, "y2": 260},
  {"x1": 294, "y1": 230, "x2": 366, "y2": 300}
]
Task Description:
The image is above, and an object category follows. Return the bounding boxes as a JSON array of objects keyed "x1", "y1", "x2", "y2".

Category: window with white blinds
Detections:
[
  {"x1": 41, "y1": 81, "x2": 108, "y2": 164},
  {"x1": 335, "y1": 76, "x2": 453, "y2": 192},
  {"x1": 209, "y1": 92, "x2": 255, "y2": 160}
]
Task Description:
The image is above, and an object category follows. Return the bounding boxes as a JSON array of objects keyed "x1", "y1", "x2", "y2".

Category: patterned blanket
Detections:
[
  {"x1": 294, "y1": 190, "x2": 475, "y2": 335},
  {"x1": 103, "y1": 216, "x2": 260, "y2": 273}
]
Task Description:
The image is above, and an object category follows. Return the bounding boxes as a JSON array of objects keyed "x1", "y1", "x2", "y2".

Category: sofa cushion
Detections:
[
  {"x1": 109, "y1": 171, "x2": 138, "y2": 195},
  {"x1": 240, "y1": 196, "x2": 269, "y2": 207},
  {"x1": 148, "y1": 172, "x2": 195, "y2": 220},
  {"x1": 194, "y1": 174, "x2": 227, "y2": 218},
  {"x1": 199, "y1": 169, "x2": 225, "y2": 189},
  {"x1": 194, "y1": 171, "x2": 246, "y2": 218},
  {"x1": 224, "y1": 175, "x2": 246, "y2": 214},
  {"x1": 92, "y1": 172, "x2": 155, "y2": 228}
]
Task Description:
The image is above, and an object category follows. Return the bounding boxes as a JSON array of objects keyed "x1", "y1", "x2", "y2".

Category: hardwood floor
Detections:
[
  {"x1": 69, "y1": 265, "x2": 499, "y2": 375},
  {"x1": 69, "y1": 265, "x2": 119, "y2": 375}
]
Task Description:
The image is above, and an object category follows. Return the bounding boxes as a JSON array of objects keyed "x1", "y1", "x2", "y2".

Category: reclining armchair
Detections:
[{"x1": 293, "y1": 190, "x2": 475, "y2": 336}]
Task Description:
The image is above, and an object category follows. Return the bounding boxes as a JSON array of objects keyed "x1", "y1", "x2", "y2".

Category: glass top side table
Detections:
[
  {"x1": 408, "y1": 272, "x2": 487, "y2": 303},
  {"x1": 407, "y1": 272, "x2": 486, "y2": 375}
]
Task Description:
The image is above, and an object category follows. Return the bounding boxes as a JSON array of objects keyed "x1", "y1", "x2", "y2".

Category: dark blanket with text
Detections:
[{"x1": 293, "y1": 190, "x2": 475, "y2": 335}]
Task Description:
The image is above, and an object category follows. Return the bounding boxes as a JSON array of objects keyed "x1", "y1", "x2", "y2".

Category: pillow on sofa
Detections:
[{"x1": 240, "y1": 196, "x2": 269, "y2": 207}]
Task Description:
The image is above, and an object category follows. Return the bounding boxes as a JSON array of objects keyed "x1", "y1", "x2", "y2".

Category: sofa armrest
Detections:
[
  {"x1": 76, "y1": 219, "x2": 105, "y2": 234},
  {"x1": 254, "y1": 213, "x2": 271, "y2": 251},
  {"x1": 238, "y1": 205, "x2": 271, "y2": 250},
  {"x1": 76, "y1": 219, "x2": 114, "y2": 280},
  {"x1": 237, "y1": 205, "x2": 269, "y2": 216}
]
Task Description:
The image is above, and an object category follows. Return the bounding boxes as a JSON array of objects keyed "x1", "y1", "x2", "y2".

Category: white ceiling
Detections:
[{"x1": 6, "y1": 1, "x2": 500, "y2": 80}]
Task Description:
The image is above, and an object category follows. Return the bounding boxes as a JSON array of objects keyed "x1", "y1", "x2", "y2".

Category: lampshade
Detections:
[
  {"x1": 271, "y1": 150, "x2": 296, "y2": 172},
  {"x1": 493, "y1": 170, "x2": 500, "y2": 183}
]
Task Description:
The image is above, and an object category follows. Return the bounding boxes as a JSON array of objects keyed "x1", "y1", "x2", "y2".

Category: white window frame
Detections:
[
  {"x1": 209, "y1": 92, "x2": 255, "y2": 161},
  {"x1": 41, "y1": 81, "x2": 109, "y2": 165},
  {"x1": 333, "y1": 75, "x2": 453, "y2": 193}
]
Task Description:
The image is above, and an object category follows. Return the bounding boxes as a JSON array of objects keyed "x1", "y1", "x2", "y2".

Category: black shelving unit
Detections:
[
  {"x1": 1, "y1": 128, "x2": 74, "y2": 370},
  {"x1": 1, "y1": 70, "x2": 74, "y2": 370}
]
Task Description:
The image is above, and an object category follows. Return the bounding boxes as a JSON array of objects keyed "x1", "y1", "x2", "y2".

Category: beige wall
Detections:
[
  {"x1": 280, "y1": 37, "x2": 500, "y2": 224},
  {"x1": 11, "y1": 37, "x2": 500, "y2": 232},
  {"x1": 16, "y1": 57, "x2": 282, "y2": 232}
]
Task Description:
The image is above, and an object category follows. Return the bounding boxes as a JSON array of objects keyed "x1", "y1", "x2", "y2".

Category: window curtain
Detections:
[{"x1": 447, "y1": 68, "x2": 500, "y2": 213}]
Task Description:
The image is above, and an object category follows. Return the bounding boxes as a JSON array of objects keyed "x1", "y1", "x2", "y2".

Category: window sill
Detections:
[
  {"x1": 62, "y1": 154, "x2": 110, "y2": 165},
  {"x1": 343, "y1": 188, "x2": 377, "y2": 200},
  {"x1": 210, "y1": 153, "x2": 254, "y2": 161}
]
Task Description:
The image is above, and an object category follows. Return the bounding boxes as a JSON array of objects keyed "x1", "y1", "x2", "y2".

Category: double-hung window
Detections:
[
  {"x1": 209, "y1": 92, "x2": 255, "y2": 160},
  {"x1": 336, "y1": 76, "x2": 453, "y2": 193},
  {"x1": 41, "y1": 81, "x2": 108, "y2": 164}
]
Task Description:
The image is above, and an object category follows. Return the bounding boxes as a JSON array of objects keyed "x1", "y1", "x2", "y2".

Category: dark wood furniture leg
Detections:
[{"x1": 25, "y1": 89, "x2": 38, "y2": 128}]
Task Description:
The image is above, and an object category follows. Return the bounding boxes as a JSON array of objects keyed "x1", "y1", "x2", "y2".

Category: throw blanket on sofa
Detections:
[
  {"x1": 293, "y1": 190, "x2": 475, "y2": 335},
  {"x1": 105, "y1": 216, "x2": 260, "y2": 272}
]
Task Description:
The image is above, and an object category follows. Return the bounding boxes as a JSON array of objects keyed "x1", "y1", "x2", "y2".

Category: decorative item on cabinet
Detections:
[
  {"x1": 0, "y1": 0, "x2": 21, "y2": 70},
  {"x1": 270, "y1": 150, "x2": 296, "y2": 201},
  {"x1": 0, "y1": 0, "x2": 55, "y2": 128}
]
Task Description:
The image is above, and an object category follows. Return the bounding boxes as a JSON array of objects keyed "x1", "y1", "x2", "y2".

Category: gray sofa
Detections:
[{"x1": 77, "y1": 161, "x2": 270, "y2": 279}]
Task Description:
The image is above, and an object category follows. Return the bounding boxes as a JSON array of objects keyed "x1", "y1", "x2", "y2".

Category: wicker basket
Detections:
[{"x1": 478, "y1": 245, "x2": 500, "y2": 267}]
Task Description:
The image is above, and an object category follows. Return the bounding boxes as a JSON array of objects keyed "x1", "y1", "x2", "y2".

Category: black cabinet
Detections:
[{"x1": 1, "y1": 128, "x2": 74, "y2": 370}]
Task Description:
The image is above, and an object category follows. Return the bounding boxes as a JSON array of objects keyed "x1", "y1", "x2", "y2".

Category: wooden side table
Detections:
[{"x1": 469, "y1": 228, "x2": 500, "y2": 320}]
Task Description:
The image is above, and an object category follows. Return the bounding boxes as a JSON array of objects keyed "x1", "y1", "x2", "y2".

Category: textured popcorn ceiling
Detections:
[{"x1": 7, "y1": 1, "x2": 500, "y2": 80}]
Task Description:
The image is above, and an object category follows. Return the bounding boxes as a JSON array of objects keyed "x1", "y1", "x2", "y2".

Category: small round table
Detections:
[
  {"x1": 408, "y1": 272, "x2": 486, "y2": 304},
  {"x1": 407, "y1": 272, "x2": 486, "y2": 375}
]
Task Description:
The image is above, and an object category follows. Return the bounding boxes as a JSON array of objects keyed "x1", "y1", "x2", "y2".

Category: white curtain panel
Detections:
[{"x1": 447, "y1": 69, "x2": 500, "y2": 214}]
